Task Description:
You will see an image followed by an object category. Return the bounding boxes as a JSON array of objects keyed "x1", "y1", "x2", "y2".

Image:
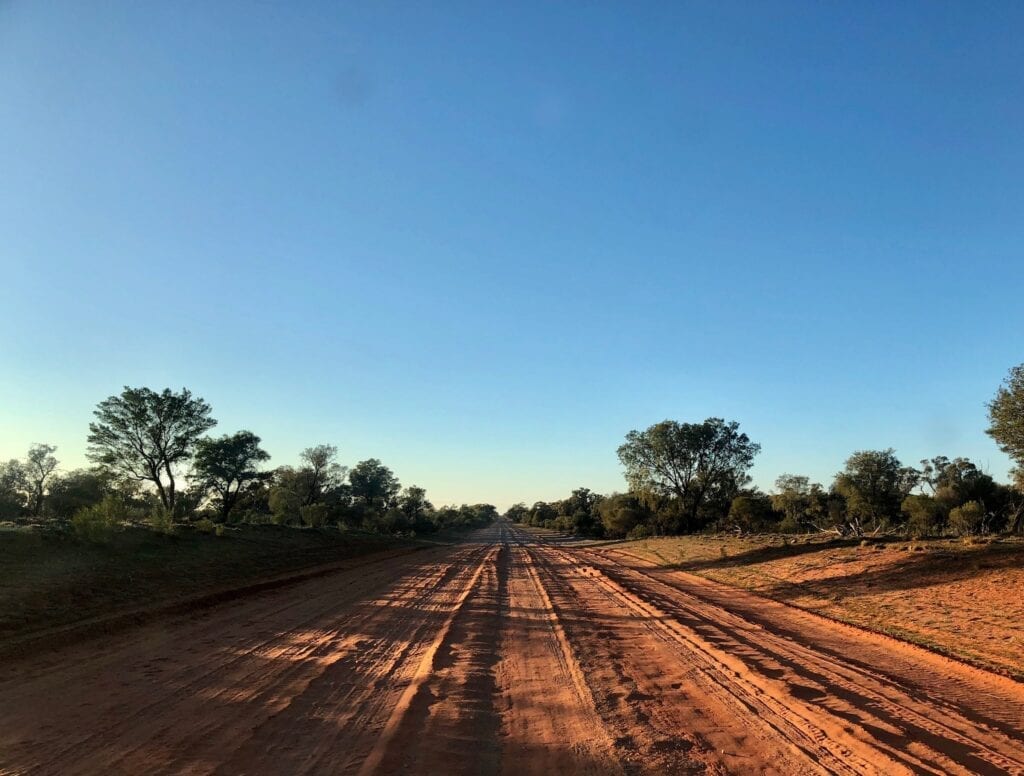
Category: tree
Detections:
[
  {"x1": 832, "y1": 449, "x2": 918, "y2": 535},
  {"x1": 528, "y1": 501, "x2": 558, "y2": 527},
  {"x1": 269, "y1": 487, "x2": 301, "y2": 525},
  {"x1": 193, "y1": 431, "x2": 271, "y2": 521},
  {"x1": 0, "y1": 459, "x2": 27, "y2": 519},
  {"x1": 504, "y1": 503, "x2": 529, "y2": 524},
  {"x1": 949, "y1": 500, "x2": 985, "y2": 537},
  {"x1": 348, "y1": 459, "x2": 400, "y2": 513},
  {"x1": 902, "y1": 494, "x2": 944, "y2": 538},
  {"x1": 617, "y1": 418, "x2": 760, "y2": 532},
  {"x1": 45, "y1": 468, "x2": 112, "y2": 519},
  {"x1": 557, "y1": 487, "x2": 603, "y2": 536},
  {"x1": 87, "y1": 387, "x2": 216, "y2": 513},
  {"x1": 920, "y1": 456, "x2": 997, "y2": 512},
  {"x1": 23, "y1": 444, "x2": 59, "y2": 516},
  {"x1": 726, "y1": 492, "x2": 776, "y2": 534},
  {"x1": 988, "y1": 364, "x2": 1024, "y2": 481},
  {"x1": 298, "y1": 444, "x2": 346, "y2": 505},
  {"x1": 398, "y1": 485, "x2": 433, "y2": 520},
  {"x1": 771, "y1": 474, "x2": 829, "y2": 532},
  {"x1": 597, "y1": 493, "x2": 647, "y2": 538}
]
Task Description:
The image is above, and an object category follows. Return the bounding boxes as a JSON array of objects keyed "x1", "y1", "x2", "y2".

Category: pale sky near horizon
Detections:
[{"x1": 2, "y1": 2, "x2": 1023, "y2": 509}]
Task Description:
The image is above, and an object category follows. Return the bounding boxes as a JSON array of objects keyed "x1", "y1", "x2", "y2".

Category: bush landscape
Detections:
[{"x1": 2, "y1": 364, "x2": 1023, "y2": 667}]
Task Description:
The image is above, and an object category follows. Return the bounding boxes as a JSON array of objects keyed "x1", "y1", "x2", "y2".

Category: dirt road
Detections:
[{"x1": 2, "y1": 521, "x2": 1024, "y2": 775}]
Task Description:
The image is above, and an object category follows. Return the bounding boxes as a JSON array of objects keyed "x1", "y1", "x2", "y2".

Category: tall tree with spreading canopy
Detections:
[
  {"x1": 617, "y1": 418, "x2": 760, "y2": 532},
  {"x1": 87, "y1": 387, "x2": 216, "y2": 513},
  {"x1": 987, "y1": 364, "x2": 1024, "y2": 483},
  {"x1": 193, "y1": 431, "x2": 271, "y2": 521}
]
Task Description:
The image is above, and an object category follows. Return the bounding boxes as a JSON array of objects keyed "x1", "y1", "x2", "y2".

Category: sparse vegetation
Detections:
[{"x1": 612, "y1": 533, "x2": 1024, "y2": 679}]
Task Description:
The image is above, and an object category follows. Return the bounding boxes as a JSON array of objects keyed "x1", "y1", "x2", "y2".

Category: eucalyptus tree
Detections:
[
  {"x1": 617, "y1": 418, "x2": 760, "y2": 532},
  {"x1": 988, "y1": 364, "x2": 1024, "y2": 483}
]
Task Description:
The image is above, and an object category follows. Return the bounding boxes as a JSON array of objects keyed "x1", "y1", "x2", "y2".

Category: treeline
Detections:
[
  {"x1": 0, "y1": 386, "x2": 497, "y2": 538},
  {"x1": 508, "y1": 364, "x2": 1024, "y2": 540}
]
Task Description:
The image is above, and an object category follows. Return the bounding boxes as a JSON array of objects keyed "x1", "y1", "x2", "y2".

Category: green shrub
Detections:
[
  {"x1": 949, "y1": 500, "x2": 985, "y2": 536},
  {"x1": 902, "y1": 494, "x2": 945, "y2": 538},
  {"x1": 300, "y1": 503, "x2": 329, "y2": 528},
  {"x1": 148, "y1": 505, "x2": 176, "y2": 535},
  {"x1": 71, "y1": 495, "x2": 126, "y2": 542},
  {"x1": 365, "y1": 508, "x2": 409, "y2": 534},
  {"x1": 269, "y1": 488, "x2": 300, "y2": 525},
  {"x1": 194, "y1": 518, "x2": 217, "y2": 534},
  {"x1": 626, "y1": 524, "x2": 652, "y2": 540}
]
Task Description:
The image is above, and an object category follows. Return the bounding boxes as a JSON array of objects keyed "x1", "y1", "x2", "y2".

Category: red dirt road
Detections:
[{"x1": 2, "y1": 521, "x2": 1024, "y2": 775}]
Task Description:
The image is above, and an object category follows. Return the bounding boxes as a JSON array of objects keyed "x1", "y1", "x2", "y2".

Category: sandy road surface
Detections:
[{"x1": 2, "y1": 521, "x2": 1024, "y2": 775}]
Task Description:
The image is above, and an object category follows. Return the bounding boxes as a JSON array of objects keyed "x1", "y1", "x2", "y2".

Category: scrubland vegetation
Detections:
[
  {"x1": 4, "y1": 363, "x2": 1024, "y2": 545},
  {"x1": 0, "y1": 386, "x2": 497, "y2": 538},
  {"x1": 2, "y1": 363, "x2": 1023, "y2": 652},
  {"x1": 508, "y1": 363, "x2": 1024, "y2": 543}
]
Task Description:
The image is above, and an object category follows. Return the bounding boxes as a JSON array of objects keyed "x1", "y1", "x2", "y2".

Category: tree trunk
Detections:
[{"x1": 164, "y1": 462, "x2": 177, "y2": 514}]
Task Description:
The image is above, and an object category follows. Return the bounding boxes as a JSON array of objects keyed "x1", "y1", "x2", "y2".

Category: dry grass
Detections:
[{"x1": 612, "y1": 534, "x2": 1024, "y2": 679}]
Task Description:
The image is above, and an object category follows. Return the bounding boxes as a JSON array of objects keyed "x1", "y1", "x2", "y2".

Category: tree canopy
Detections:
[
  {"x1": 617, "y1": 418, "x2": 760, "y2": 531},
  {"x1": 24, "y1": 444, "x2": 59, "y2": 516},
  {"x1": 193, "y1": 431, "x2": 271, "y2": 520},
  {"x1": 349, "y1": 458, "x2": 401, "y2": 512},
  {"x1": 988, "y1": 364, "x2": 1024, "y2": 481},
  {"x1": 833, "y1": 449, "x2": 918, "y2": 534},
  {"x1": 87, "y1": 387, "x2": 216, "y2": 512}
]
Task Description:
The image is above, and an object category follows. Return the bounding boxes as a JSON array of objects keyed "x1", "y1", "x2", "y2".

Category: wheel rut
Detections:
[{"x1": 2, "y1": 522, "x2": 1023, "y2": 775}]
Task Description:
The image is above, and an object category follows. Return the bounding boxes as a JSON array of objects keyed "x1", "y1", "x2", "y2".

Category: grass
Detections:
[
  {"x1": 0, "y1": 522, "x2": 416, "y2": 654},
  {"x1": 611, "y1": 533, "x2": 1024, "y2": 680}
]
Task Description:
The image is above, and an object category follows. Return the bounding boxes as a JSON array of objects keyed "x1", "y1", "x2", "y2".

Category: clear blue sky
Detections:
[{"x1": 2, "y1": 2, "x2": 1022, "y2": 508}]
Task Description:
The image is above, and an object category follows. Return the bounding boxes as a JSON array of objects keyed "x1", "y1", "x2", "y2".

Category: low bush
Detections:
[
  {"x1": 949, "y1": 501, "x2": 985, "y2": 537},
  {"x1": 300, "y1": 503, "x2": 329, "y2": 528},
  {"x1": 626, "y1": 524, "x2": 653, "y2": 540},
  {"x1": 902, "y1": 494, "x2": 945, "y2": 538},
  {"x1": 148, "y1": 505, "x2": 176, "y2": 535},
  {"x1": 71, "y1": 495, "x2": 126, "y2": 542}
]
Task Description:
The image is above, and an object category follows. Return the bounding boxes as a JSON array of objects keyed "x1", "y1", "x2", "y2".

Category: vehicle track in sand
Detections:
[{"x1": 1, "y1": 521, "x2": 1023, "y2": 775}]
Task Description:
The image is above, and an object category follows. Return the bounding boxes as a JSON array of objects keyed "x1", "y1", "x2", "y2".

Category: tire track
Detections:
[
  {"x1": 0, "y1": 541, "x2": 493, "y2": 775},
  {"x1": 524, "y1": 534, "x2": 811, "y2": 775},
  {"x1": 571, "y1": 543, "x2": 1024, "y2": 775}
]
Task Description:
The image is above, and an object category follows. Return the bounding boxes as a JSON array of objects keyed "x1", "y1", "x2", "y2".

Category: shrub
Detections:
[
  {"x1": 949, "y1": 501, "x2": 985, "y2": 536},
  {"x1": 71, "y1": 495, "x2": 126, "y2": 542},
  {"x1": 902, "y1": 494, "x2": 945, "y2": 538},
  {"x1": 626, "y1": 524, "x2": 652, "y2": 540},
  {"x1": 726, "y1": 493, "x2": 776, "y2": 534},
  {"x1": 777, "y1": 514, "x2": 803, "y2": 533},
  {"x1": 194, "y1": 518, "x2": 217, "y2": 534},
  {"x1": 148, "y1": 505, "x2": 176, "y2": 535},
  {"x1": 300, "y1": 503, "x2": 329, "y2": 528},
  {"x1": 367, "y1": 508, "x2": 409, "y2": 534},
  {"x1": 269, "y1": 488, "x2": 300, "y2": 525}
]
